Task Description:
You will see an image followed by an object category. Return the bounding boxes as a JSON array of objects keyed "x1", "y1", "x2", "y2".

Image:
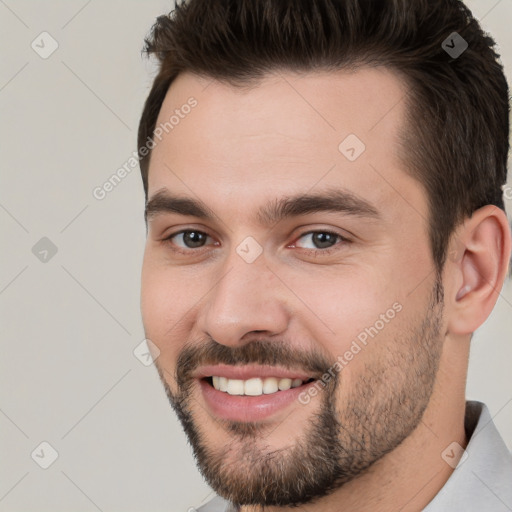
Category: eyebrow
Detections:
[{"x1": 145, "y1": 187, "x2": 380, "y2": 226}]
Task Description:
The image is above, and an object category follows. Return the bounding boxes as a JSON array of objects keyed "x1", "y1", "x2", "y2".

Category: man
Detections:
[{"x1": 138, "y1": 0, "x2": 512, "y2": 510}]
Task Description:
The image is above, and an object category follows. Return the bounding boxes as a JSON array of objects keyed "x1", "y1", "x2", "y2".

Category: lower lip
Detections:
[{"x1": 199, "y1": 379, "x2": 316, "y2": 422}]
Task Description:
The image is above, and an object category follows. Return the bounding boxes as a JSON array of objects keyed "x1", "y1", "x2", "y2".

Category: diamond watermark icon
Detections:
[
  {"x1": 32, "y1": 237, "x2": 58, "y2": 263},
  {"x1": 133, "y1": 338, "x2": 160, "y2": 366},
  {"x1": 31, "y1": 441, "x2": 59, "y2": 469},
  {"x1": 338, "y1": 134, "x2": 366, "y2": 162},
  {"x1": 441, "y1": 441, "x2": 468, "y2": 469},
  {"x1": 236, "y1": 236, "x2": 263, "y2": 263},
  {"x1": 31, "y1": 31, "x2": 59, "y2": 59},
  {"x1": 442, "y1": 32, "x2": 468, "y2": 59}
]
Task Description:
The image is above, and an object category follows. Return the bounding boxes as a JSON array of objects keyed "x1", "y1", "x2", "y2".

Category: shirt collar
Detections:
[{"x1": 423, "y1": 400, "x2": 512, "y2": 511}]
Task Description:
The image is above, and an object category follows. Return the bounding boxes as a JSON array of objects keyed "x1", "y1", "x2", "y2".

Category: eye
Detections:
[
  {"x1": 293, "y1": 231, "x2": 347, "y2": 251},
  {"x1": 165, "y1": 230, "x2": 215, "y2": 249}
]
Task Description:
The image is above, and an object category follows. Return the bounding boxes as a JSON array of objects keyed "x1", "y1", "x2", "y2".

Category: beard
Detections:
[{"x1": 154, "y1": 277, "x2": 445, "y2": 508}]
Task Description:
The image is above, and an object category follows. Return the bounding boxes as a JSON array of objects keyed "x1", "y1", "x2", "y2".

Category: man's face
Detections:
[{"x1": 141, "y1": 68, "x2": 446, "y2": 506}]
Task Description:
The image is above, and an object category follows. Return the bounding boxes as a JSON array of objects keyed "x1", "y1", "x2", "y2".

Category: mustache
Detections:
[{"x1": 175, "y1": 338, "x2": 334, "y2": 388}]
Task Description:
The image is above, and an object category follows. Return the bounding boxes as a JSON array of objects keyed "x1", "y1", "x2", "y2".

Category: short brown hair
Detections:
[{"x1": 138, "y1": 0, "x2": 510, "y2": 272}]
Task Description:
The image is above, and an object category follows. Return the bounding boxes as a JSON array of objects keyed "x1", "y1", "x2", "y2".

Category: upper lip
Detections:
[{"x1": 192, "y1": 364, "x2": 315, "y2": 381}]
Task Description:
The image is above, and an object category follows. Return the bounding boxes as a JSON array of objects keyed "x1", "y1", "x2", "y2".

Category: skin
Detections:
[{"x1": 140, "y1": 67, "x2": 511, "y2": 511}]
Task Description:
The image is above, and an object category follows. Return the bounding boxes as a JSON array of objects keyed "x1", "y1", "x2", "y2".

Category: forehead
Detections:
[{"x1": 147, "y1": 67, "x2": 427, "y2": 227}]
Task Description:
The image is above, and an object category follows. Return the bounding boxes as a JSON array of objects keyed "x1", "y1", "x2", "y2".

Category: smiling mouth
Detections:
[{"x1": 203, "y1": 376, "x2": 316, "y2": 396}]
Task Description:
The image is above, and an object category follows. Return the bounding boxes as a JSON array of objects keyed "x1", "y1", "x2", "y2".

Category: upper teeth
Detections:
[{"x1": 212, "y1": 376, "x2": 304, "y2": 396}]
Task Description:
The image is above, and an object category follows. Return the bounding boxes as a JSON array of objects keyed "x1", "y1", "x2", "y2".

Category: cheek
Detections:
[
  {"x1": 141, "y1": 260, "x2": 167, "y2": 334},
  {"x1": 140, "y1": 261, "x2": 192, "y2": 359},
  {"x1": 287, "y1": 265, "x2": 395, "y2": 356}
]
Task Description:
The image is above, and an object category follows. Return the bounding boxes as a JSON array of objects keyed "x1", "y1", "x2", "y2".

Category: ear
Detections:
[{"x1": 446, "y1": 205, "x2": 511, "y2": 335}]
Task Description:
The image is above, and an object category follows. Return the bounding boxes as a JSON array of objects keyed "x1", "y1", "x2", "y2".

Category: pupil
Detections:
[
  {"x1": 184, "y1": 231, "x2": 205, "y2": 248},
  {"x1": 313, "y1": 232, "x2": 336, "y2": 249}
]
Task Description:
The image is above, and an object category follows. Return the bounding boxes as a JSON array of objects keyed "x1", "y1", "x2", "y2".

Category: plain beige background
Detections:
[{"x1": 1, "y1": 1, "x2": 511, "y2": 511}]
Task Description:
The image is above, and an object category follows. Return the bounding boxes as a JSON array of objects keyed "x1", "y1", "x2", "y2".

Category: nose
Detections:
[{"x1": 196, "y1": 252, "x2": 290, "y2": 347}]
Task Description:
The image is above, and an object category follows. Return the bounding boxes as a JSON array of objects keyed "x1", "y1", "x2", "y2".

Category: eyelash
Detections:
[
  {"x1": 288, "y1": 230, "x2": 350, "y2": 257},
  {"x1": 161, "y1": 229, "x2": 350, "y2": 256}
]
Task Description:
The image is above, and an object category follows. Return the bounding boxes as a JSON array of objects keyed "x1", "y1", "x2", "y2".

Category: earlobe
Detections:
[{"x1": 447, "y1": 205, "x2": 511, "y2": 335}]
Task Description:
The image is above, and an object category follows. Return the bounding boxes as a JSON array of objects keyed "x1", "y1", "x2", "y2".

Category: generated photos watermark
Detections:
[
  {"x1": 298, "y1": 301, "x2": 403, "y2": 405},
  {"x1": 92, "y1": 96, "x2": 198, "y2": 201}
]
